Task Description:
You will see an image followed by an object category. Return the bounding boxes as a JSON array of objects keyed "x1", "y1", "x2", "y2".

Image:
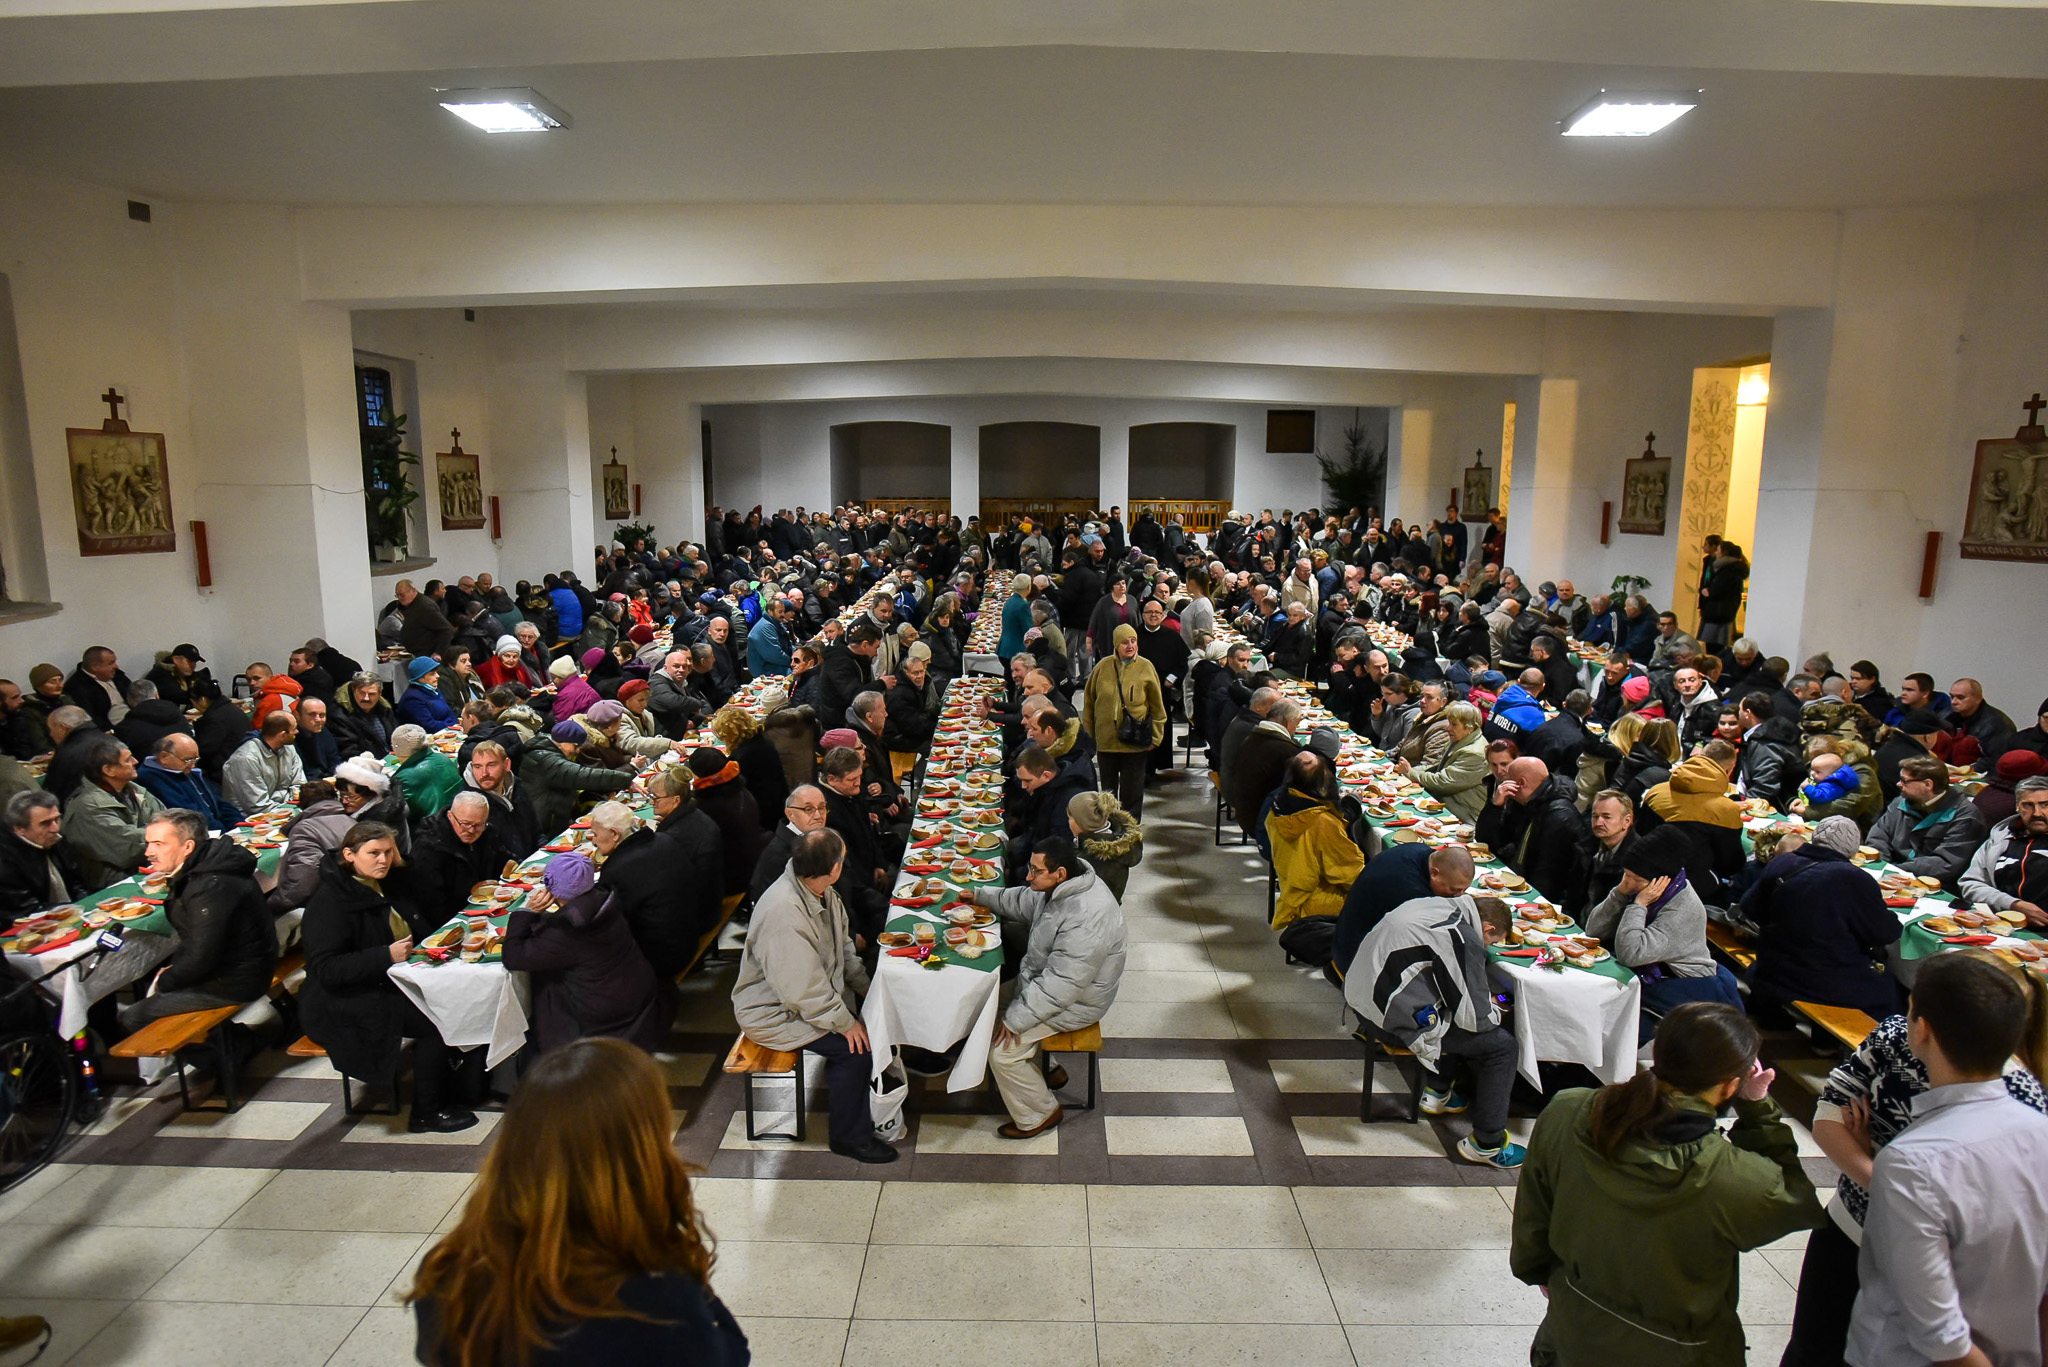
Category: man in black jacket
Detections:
[
  {"x1": 116, "y1": 808, "x2": 278, "y2": 1032},
  {"x1": 409, "y1": 793, "x2": 515, "y2": 923},
  {"x1": 1055, "y1": 548, "x2": 1105, "y2": 639},
  {"x1": 750, "y1": 784, "x2": 829, "y2": 906},
  {"x1": 42, "y1": 707, "x2": 102, "y2": 805},
  {"x1": 143, "y1": 644, "x2": 212, "y2": 710},
  {"x1": 113, "y1": 681, "x2": 192, "y2": 760},
  {"x1": 819, "y1": 625, "x2": 882, "y2": 727},
  {"x1": 1008, "y1": 744, "x2": 1094, "y2": 876},
  {"x1": 462, "y1": 741, "x2": 540, "y2": 858},
  {"x1": 1734, "y1": 692, "x2": 1803, "y2": 811},
  {"x1": 1524, "y1": 689, "x2": 1595, "y2": 783},
  {"x1": 0, "y1": 790, "x2": 85, "y2": 922},
  {"x1": 1564, "y1": 789, "x2": 1639, "y2": 918},
  {"x1": 819, "y1": 749, "x2": 891, "y2": 942},
  {"x1": 65, "y1": 648, "x2": 135, "y2": 734},
  {"x1": 1475, "y1": 756, "x2": 1585, "y2": 904}
]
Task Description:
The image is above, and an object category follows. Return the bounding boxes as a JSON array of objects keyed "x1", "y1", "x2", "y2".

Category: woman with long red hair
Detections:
[{"x1": 408, "y1": 1038, "x2": 748, "y2": 1366}]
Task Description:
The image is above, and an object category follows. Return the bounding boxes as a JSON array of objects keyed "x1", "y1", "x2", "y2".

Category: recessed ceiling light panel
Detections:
[
  {"x1": 437, "y1": 87, "x2": 570, "y2": 133},
  {"x1": 1561, "y1": 90, "x2": 1699, "y2": 137}
]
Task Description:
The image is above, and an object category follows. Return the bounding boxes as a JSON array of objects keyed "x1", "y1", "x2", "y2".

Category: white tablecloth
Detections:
[
  {"x1": 388, "y1": 959, "x2": 530, "y2": 1069},
  {"x1": 1490, "y1": 958, "x2": 1641, "y2": 1087},
  {"x1": 860, "y1": 952, "x2": 1003, "y2": 1091}
]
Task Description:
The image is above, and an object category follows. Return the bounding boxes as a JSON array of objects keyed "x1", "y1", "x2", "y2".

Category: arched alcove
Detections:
[
  {"x1": 1129, "y1": 422, "x2": 1234, "y2": 500},
  {"x1": 828, "y1": 420, "x2": 951, "y2": 508}
]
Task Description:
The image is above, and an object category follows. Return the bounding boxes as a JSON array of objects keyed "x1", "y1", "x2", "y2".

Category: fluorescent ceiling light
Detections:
[
  {"x1": 437, "y1": 87, "x2": 570, "y2": 133},
  {"x1": 1561, "y1": 91, "x2": 1698, "y2": 137}
]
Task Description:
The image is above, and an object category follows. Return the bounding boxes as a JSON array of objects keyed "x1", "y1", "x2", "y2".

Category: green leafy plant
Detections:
[
  {"x1": 1611, "y1": 573, "x2": 1651, "y2": 599},
  {"x1": 1316, "y1": 418, "x2": 1387, "y2": 517},
  {"x1": 360, "y1": 413, "x2": 421, "y2": 557},
  {"x1": 611, "y1": 520, "x2": 658, "y2": 547}
]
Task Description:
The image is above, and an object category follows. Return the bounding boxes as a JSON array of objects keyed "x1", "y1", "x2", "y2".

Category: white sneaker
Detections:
[{"x1": 1419, "y1": 1088, "x2": 1469, "y2": 1116}]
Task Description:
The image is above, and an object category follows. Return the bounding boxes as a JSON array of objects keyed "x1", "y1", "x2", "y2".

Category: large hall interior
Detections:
[{"x1": 2, "y1": 3, "x2": 2048, "y2": 1366}]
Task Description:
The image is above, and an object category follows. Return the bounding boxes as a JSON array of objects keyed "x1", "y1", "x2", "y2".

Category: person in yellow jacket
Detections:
[
  {"x1": 1082, "y1": 624, "x2": 1165, "y2": 819},
  {"x1": 1266, "y1": 748, "x2": 1364, "y2": 929}
]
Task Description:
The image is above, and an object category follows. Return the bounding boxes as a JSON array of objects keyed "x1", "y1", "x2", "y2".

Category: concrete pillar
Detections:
[
  {"x1": 1387, "y1": 405, "x2": 1435, "y2": 528},
  {"x1": 949, "y1": 419, "x2": 979, "y2": 523},
  {"x1": 629, "y1": 379, "x2": 705, "y2": 547},
  {"x1": 485, "y1": 314, "x2": 593, "y2": 578},
  {"x1": 1504, "y1": 376, "x2": 1580, "y2": 575},
  {"x1": 1098, "y1": 423, "x2": 1129, "y2": 513}
]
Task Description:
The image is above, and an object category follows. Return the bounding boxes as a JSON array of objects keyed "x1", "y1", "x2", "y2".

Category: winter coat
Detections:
[
  {"x1": 763, "y1": 706, "x2": 821, "y2": 788},
  {"x1": 60, "y1": 780, "x2": 164, "y2": 891},
  {"x1": 1374, "y1": 700, "x2": 1421, "y2": 756},
  {"x1": 1510, "y1": 1088, "x2": 1821, "y2": 1367},
  {"x1": 982, "y1": 865, "x2": 1127, "y2": 1035},
  {"x1": 1613, "y1": 742, "x2": 1675, "y2": 807},
  {"x1": 152, "y1": 836, "x2": 278, "y2": 1002},
  {"x1": 519, "y1": 737, "x2": 633, "y2": 836},
  {"x1": 606, "y1": 813, "x2": 724, "y2": 979},
  {"x1": 693, "y1": 769, "x2": 764, "y2": 896},
  {"x1": 1075, "y1": 809, "x2": 1143, "y2": 902},
  {"x1": 1864, "y1": 789, "x2": 1986, "y2": 889},
  {"x1": 396, "y1": 595, "x2": 456, "y2": 661},
  {"x1": 407, "y1": 810, "x2": 515, "y2": 925},
  {"x1": 295, "y1": 726, "x2": 341, "y2": 782},
  {"x1": 0, "y1": 830, "x2": 86, "y2": 921},
  {"x1": 113, "y1": 698, "x2": 193, "y2": 761},
  {"x1": 1082, "y1": 652, "x2": 1166, "y2": 754},
  {"x1": 647, "y1": 671, "x2": 710, "y2": 738},
  {"x1": 300, "y1": 854, "x2": 436, "y2": 1083},
  {"x1": 267, "y1": 798, "x2": 356, "y2": 912},
  {"x1": 328, "y1": 695, "x2": 396, "y2": 763},
  {"x1": 1412, "y1": 728, "x2": 1489, "y2": 824},
  {"x1": 1959, "y1": 815, "x2": 2048, "y2": 915},
  {"x1": 1010, "y1": 756, "x2": 1094, "y2": 873},
  {"x1": 881, "y1": 675, "x2": 941, "y2": 753},
  {"x1": 1484, "y1": 683, "x2": 1546, "y2": 742},
  {"x1": 729, "y1": 866, "x2": 868, "y2": 1051},
  {"x1": 64, "y1": 667, "x2": 134, "y2": 733},
  {"x1": 1266, "y1": 787, "x2": 1365, "y2": 929},
  {"x1": 1734, "y1": 716, "x2": 1802, "y2": 811},
  {"x1": 816, "y1": 642, "x2": 873, "y2": 727},
  {"x1": 994, "y1": 591, "x2": 1033, "y2": 660},
  {"x1": 731, "y1": 732, "x2": 789, "y2": 831},
  {"x1": 745, "y1": 615, "x2": 794, "y2": 676},
  {"x1": 1343, "y1": 895, "x2": 1497, "y2": 1066},
  {"x1": 134, "y1": 757, "x2": 243, "y2": 833},
  {"x1": 1584, "y1": 876, "x2": 1717, "y2": 980},
  {"x1": 1227, "y1": 722, "x2": 1300, "y2": 835},
  {"x1": 220, "y1": 733, "x2": 306, "y2": 814},
  {"x1": 1493, "y1": 776, "x2": 1587, "y2": 906},
  {"x1": 1698, "y1": 554, "x2": 1749, "y2": 627},
  {"x1": 395, "y1": 684, "x2": 456, "y2": 732},
  {"x1": 503, "y1": 890, "x2": 669, "y2": 1055},
  {"x1": 464, "y1": 777, "x2": 541, "y2": 861},
  {"x1": 553, "y1": 674, "x2": 602, "y2": 722},
  {"x1": 394, "y1": 748, "x2": 463, "y2": 821},
  {"x1": 1741, "y1": 844, "x2": 1901, "y2": 1020}
]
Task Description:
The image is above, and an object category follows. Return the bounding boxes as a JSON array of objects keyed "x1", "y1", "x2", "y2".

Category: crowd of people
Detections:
[{"x1": 5, "y1": 498, "x2": 2045, "y2": 1367}]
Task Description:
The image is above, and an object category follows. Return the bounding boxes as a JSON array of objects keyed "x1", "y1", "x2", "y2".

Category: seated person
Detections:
[
  {"x1": 135, "y1": 731, "x2": 242, "y2": 833},
  {"x1": 1564, "y1": 789, "x2": 1639, "y2": 919},
  {"x1": 684, "y1": 746, "x2": 764, "y2": 895},
  {"x1": 629, "y1": 770, "x2": 726, "y2": 969},
  {"x1": 59, "y1": 735, "x2": 164, "y2": 891},
  {"x1": 409, "y1": 790, "x2": 516, "y2": 923},
  {"x1": 302, "y1": 819, "x2": 484, "y2": 1133},
  {"x1": 1791, "y1": 750, "x2": 1861, "y2": 823},
  {"x1": 1638, "y1": 741, "x2": 1746, "y2": 905},
  {"x1": 1864, "y1": 754, "x2": 1987, "y2": 891},
  {"x1": 1584, "y1": 826, "x2": 1745, "y2": 1040},
  {"x1": 751, "y1": 784, "x2": 828, "y2": 907},
  {"x1": 958, "y1": 835, "x2": 1127, "y2": 1140},
  {"x1": 1345, "y1": 891, "x2": 1523, "y2": 1168},
  {"x1": 1266, "y1": 750, "x2": 1364, "y2": 931},
  {"x1": 1008, "y1": 743, "x2": 1093, "y2": 878},
  {"x1": 1742, "y1": 815, "x2": 1901, "y2": 1021},
  {"x1": 818, "y1": 747, "x2": 892, "y2": 942},
  {"x1": 503, "y1": 853, "x2": 669, "y2": 1056},
  {"x1": 268, "y1": 780, "x2": 356, "y2": 913},
  {"x1": 117, "y1": 808, "x2": 279, "y2": 1041},
  {"x1": 1960, "y1": 774, "x2": 2048, "y2": 929},
  {"x1": 390, "y1": 723, "x2": 462, "y2": 822},
  {"x1": 730, "y1": 828, "x2": 895, "y2": 1163},
  {"x1": 1475, "y1": 755, "x2": 1584, "y2": 905},
  {"x1": 1333, "y1": 842, "x2": 1476, "y2": 975},
  {"x1": 0, "y1": 790, "x2": 85, "y2": 922}
]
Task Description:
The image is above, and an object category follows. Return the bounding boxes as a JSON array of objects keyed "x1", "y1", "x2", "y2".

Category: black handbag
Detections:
[{"x1": 1113, "y1": 659, "x2": 1150, "y2": 747}]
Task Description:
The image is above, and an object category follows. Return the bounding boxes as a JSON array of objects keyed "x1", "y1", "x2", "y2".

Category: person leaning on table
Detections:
[
  {"x1": 958, "y1": 835, "x2": 1127, "y2": 1140},
  {"x1": 1391, "y1": 698, "x2": 1488, "y2": 823},
  {"x1": 1510, "y1": 1002, "x2": 1823, "y2": 1367},
  {"x1": 1583, "y1": 825, "x2": 1745, "y2": 1042},
  {"x1": 729, "y1": 827, "x2": 895, "y2": 1164}
]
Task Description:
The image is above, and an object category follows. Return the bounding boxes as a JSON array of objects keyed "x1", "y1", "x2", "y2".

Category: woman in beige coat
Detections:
[
  {"x1": 1396, "y1": 699, "x2": 1489, "y2": 823},
  {"x1": 1082, "y1": 624, "x2": 1166, "y2": 819},
  {"x1": 728, "y1": 828, "x2": 893, "y2": 1164}
]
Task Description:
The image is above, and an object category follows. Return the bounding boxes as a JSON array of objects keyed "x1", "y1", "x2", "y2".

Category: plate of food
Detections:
[
  {"x1": 1919, "y1": 915, "x2": 1961, "y2": 936},
  {"x1": 877, "y1": 930, "x2": 914, "y2": 948},
  {"x1": 418, "y1": 924, "x2": 464, "y2": 953},
  {"x1": 944, "y1": 859, "x2": 1000, "y2": 884},
  {"x1": 1852, "y1": 845, "x2": 1881, "y2": 865},
  {"x1": 1412, "y1": 797, "x2": 1444, "y2": 813},
  {"x1": 97, "y1": 896, "x2": 158, "y2": 922},
  {"x1": 960, "y1": 809, "x2": 1004, "y2": 828}
]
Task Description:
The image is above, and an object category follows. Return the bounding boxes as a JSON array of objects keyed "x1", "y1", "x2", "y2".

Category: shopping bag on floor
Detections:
[{"x1": 869, "y1": 1055, "x2": 910, "y2": 1142}]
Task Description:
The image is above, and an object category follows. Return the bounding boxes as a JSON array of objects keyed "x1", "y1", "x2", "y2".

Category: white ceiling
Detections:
[{"x1": 0, "y1": 45, "x2": 2043, "y2": 208}]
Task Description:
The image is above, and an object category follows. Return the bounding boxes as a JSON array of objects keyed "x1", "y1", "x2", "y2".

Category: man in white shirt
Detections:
[{"x1": 1849, "y1": 951, "x2": 2048, "y2": 1367}]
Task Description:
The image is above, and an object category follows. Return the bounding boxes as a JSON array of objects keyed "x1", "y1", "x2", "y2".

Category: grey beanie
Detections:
[{"x1": 1811, "y1": 815, "x2": 1863, "y2": 858}]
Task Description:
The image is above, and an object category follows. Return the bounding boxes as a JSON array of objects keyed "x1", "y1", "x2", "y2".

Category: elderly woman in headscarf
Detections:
[
  {"x1": 1741, "y1": 813, "x2": 1903, "y2": 1022},
  {"x1": 501, "y1": 852, "x2": 670, "y2": 1055},
  {"x1": 1069, "y1": 789, "x2": 1143, "y2": 901}
]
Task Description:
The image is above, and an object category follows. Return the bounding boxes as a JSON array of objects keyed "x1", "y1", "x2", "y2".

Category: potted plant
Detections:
[
  {"x1": 1611, "y1": 573, "x2": 1651, "y2": 599},
  {"x1": 611, "y1": 520, "x2": 658, "y2": 548},
  {"x1": 361, "y1": 414, "x2": 422, "y2": 561}
]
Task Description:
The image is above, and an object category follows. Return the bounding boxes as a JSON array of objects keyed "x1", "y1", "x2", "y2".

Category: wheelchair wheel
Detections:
[{"x1": 0, "y1": 1032, "x2": 79, "y2": 1193}]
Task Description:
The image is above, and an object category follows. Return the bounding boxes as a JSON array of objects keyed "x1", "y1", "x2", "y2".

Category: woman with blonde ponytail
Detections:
[
  {"x1": 1510, "y1": 1002, "x2": 1822, "y2": 1365},
  {"x1": 1779, "y1": 949, "x2": 2047, "y2": 1366}
]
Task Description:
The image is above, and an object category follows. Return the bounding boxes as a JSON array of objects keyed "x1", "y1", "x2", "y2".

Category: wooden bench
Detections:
[
  {"x1": 724, "y1": 1034, "x2": 805, "y2": 1141},
  {"x1": 678, "y1": 892, "x2": 747, "y2": 981},
  {"x1": 890, "y1": 750, "x2": 921, "y2": 786},
  {"x1": 1037, "y1": 1023, "x2": 1102, "y2": 1111},
  {"x1": 284, "y1": 1036, "x2": 400, "y2": 1116},
  {"x1": 1355, "y1": 1027, "x2": 1426, "y2": 1123},
  {"x1": 111, "y1": 952, "x2": 305, "y2": 1113},
  {"x1": 1791, "y1": 1001, "x2": 1879, "y2": 1053},
  {"x1": 1705, "y1": 921, "x2": 1758, "y2": 972}
]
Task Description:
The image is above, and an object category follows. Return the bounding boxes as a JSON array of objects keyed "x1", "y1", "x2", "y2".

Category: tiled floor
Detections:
[{"x1": 3, "y1": 766, "x2": 1837, "y2": 1364}]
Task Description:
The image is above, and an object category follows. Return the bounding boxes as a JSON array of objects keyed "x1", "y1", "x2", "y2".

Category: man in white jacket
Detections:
[
  {"x1": 962, "y1": 836, "x2": 1127, "y2": 1139},
  {"x1": 219, "y1": 710, "x2": 305, "y2": 814}
]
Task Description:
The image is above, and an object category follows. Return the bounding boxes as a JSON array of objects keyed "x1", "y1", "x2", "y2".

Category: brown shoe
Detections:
[
  {"x1": 0, "y1": 1316, "x2": 50, "y2": 1355},
  {"x1": 998, "y1": 1106, "x2": 1064, "y2": 1140},
  {"x1": 1043, "y1": 1063, "x2": 1069, "y2": 1091}
]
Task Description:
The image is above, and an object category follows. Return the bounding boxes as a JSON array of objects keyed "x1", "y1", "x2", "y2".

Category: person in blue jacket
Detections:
[
  {"x1": 133, "y1": 731, "x2": 243, "y2": 831},
  {"x1": 395, "y1": 657, "x2": 457, "y2": 731},
  {"x1": 546, "y1": 575, "x2": 585, "y2": 641},
  {"x1": 1484, "y1": 669, "x2": 1549, "y2": 742},
  {"x1": 746, "y1": 599, "x2": 795, "y2": 676},
  {"x1": 996, "y1": 574, "x2": 1034, "y2": 660},
  {"x1": 1620, "y1": 595, "x2": 1661, "y2": 662}
]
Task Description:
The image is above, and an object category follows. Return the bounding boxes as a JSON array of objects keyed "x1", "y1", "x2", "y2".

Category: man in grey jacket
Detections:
[
  {"x1": 961, "y1": 836, "x2": 1127, "y2": 1139},
  {"x1": 729, "y1": 828, "x2": 895, "y2": 1164},
  {"x1": 1866, "y1": 754, "x2": 1989, "y2": 891}
]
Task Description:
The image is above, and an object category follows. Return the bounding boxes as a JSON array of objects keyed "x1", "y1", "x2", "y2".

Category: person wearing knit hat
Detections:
[
  {"x1": 550, "y1": 719, "x2": 586, "y2": 745},
  {"x1": 819, "y1": 727, "x2": 860, "y2": 753},
  {"x1": 585, "y1": 699, "x2": 625, "y2": 728},
  {"x1": 1743, "y1": 812, "x2": 1903, "y2": 1022},
  {"x1": 503, "y1": 851, "x2": 669, "y2": 1054},
  {"x1": 521, "y1": 717, "x2": 633, "y2": 834},
  {"x1": 611, "y1": 679, "x2": 676, "y2": 759},
  {"x1": 685, "y1": 745, "x2": 764, "y2": 895},
  {"x1": 1305, "y1": 727, "x2": 1343, "y2": 762},
  {"x1": 627, "y1": 623, "x2": 656, "y2": 647},
  {"x1": 547, "y1": 656, "x2": 576, "y2": 682},
  {"x1": 1067, "y1": 789, "x2": 1144, "y2": 901},
  {"x1": 1082, "y1": 620, "x2": 1166, "y2": 819},
  {"x1": 332, "y1": 752, "x2": 391, "y2": 795},
  {"x1": 1621, "y1": 675, "x2": 1653, "y2": 709},
  {"x1": 757, "y1": 686, "x2": 789, "y2": 715},
  {"x1": 1587, "y1": 824, "x2": 1743, "y2": 1040}
]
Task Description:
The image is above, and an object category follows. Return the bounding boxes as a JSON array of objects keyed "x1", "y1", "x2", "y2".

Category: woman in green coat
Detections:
[{"x1": 1510, "y1": 1002, "x2": 1822, "y2": 1366}]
